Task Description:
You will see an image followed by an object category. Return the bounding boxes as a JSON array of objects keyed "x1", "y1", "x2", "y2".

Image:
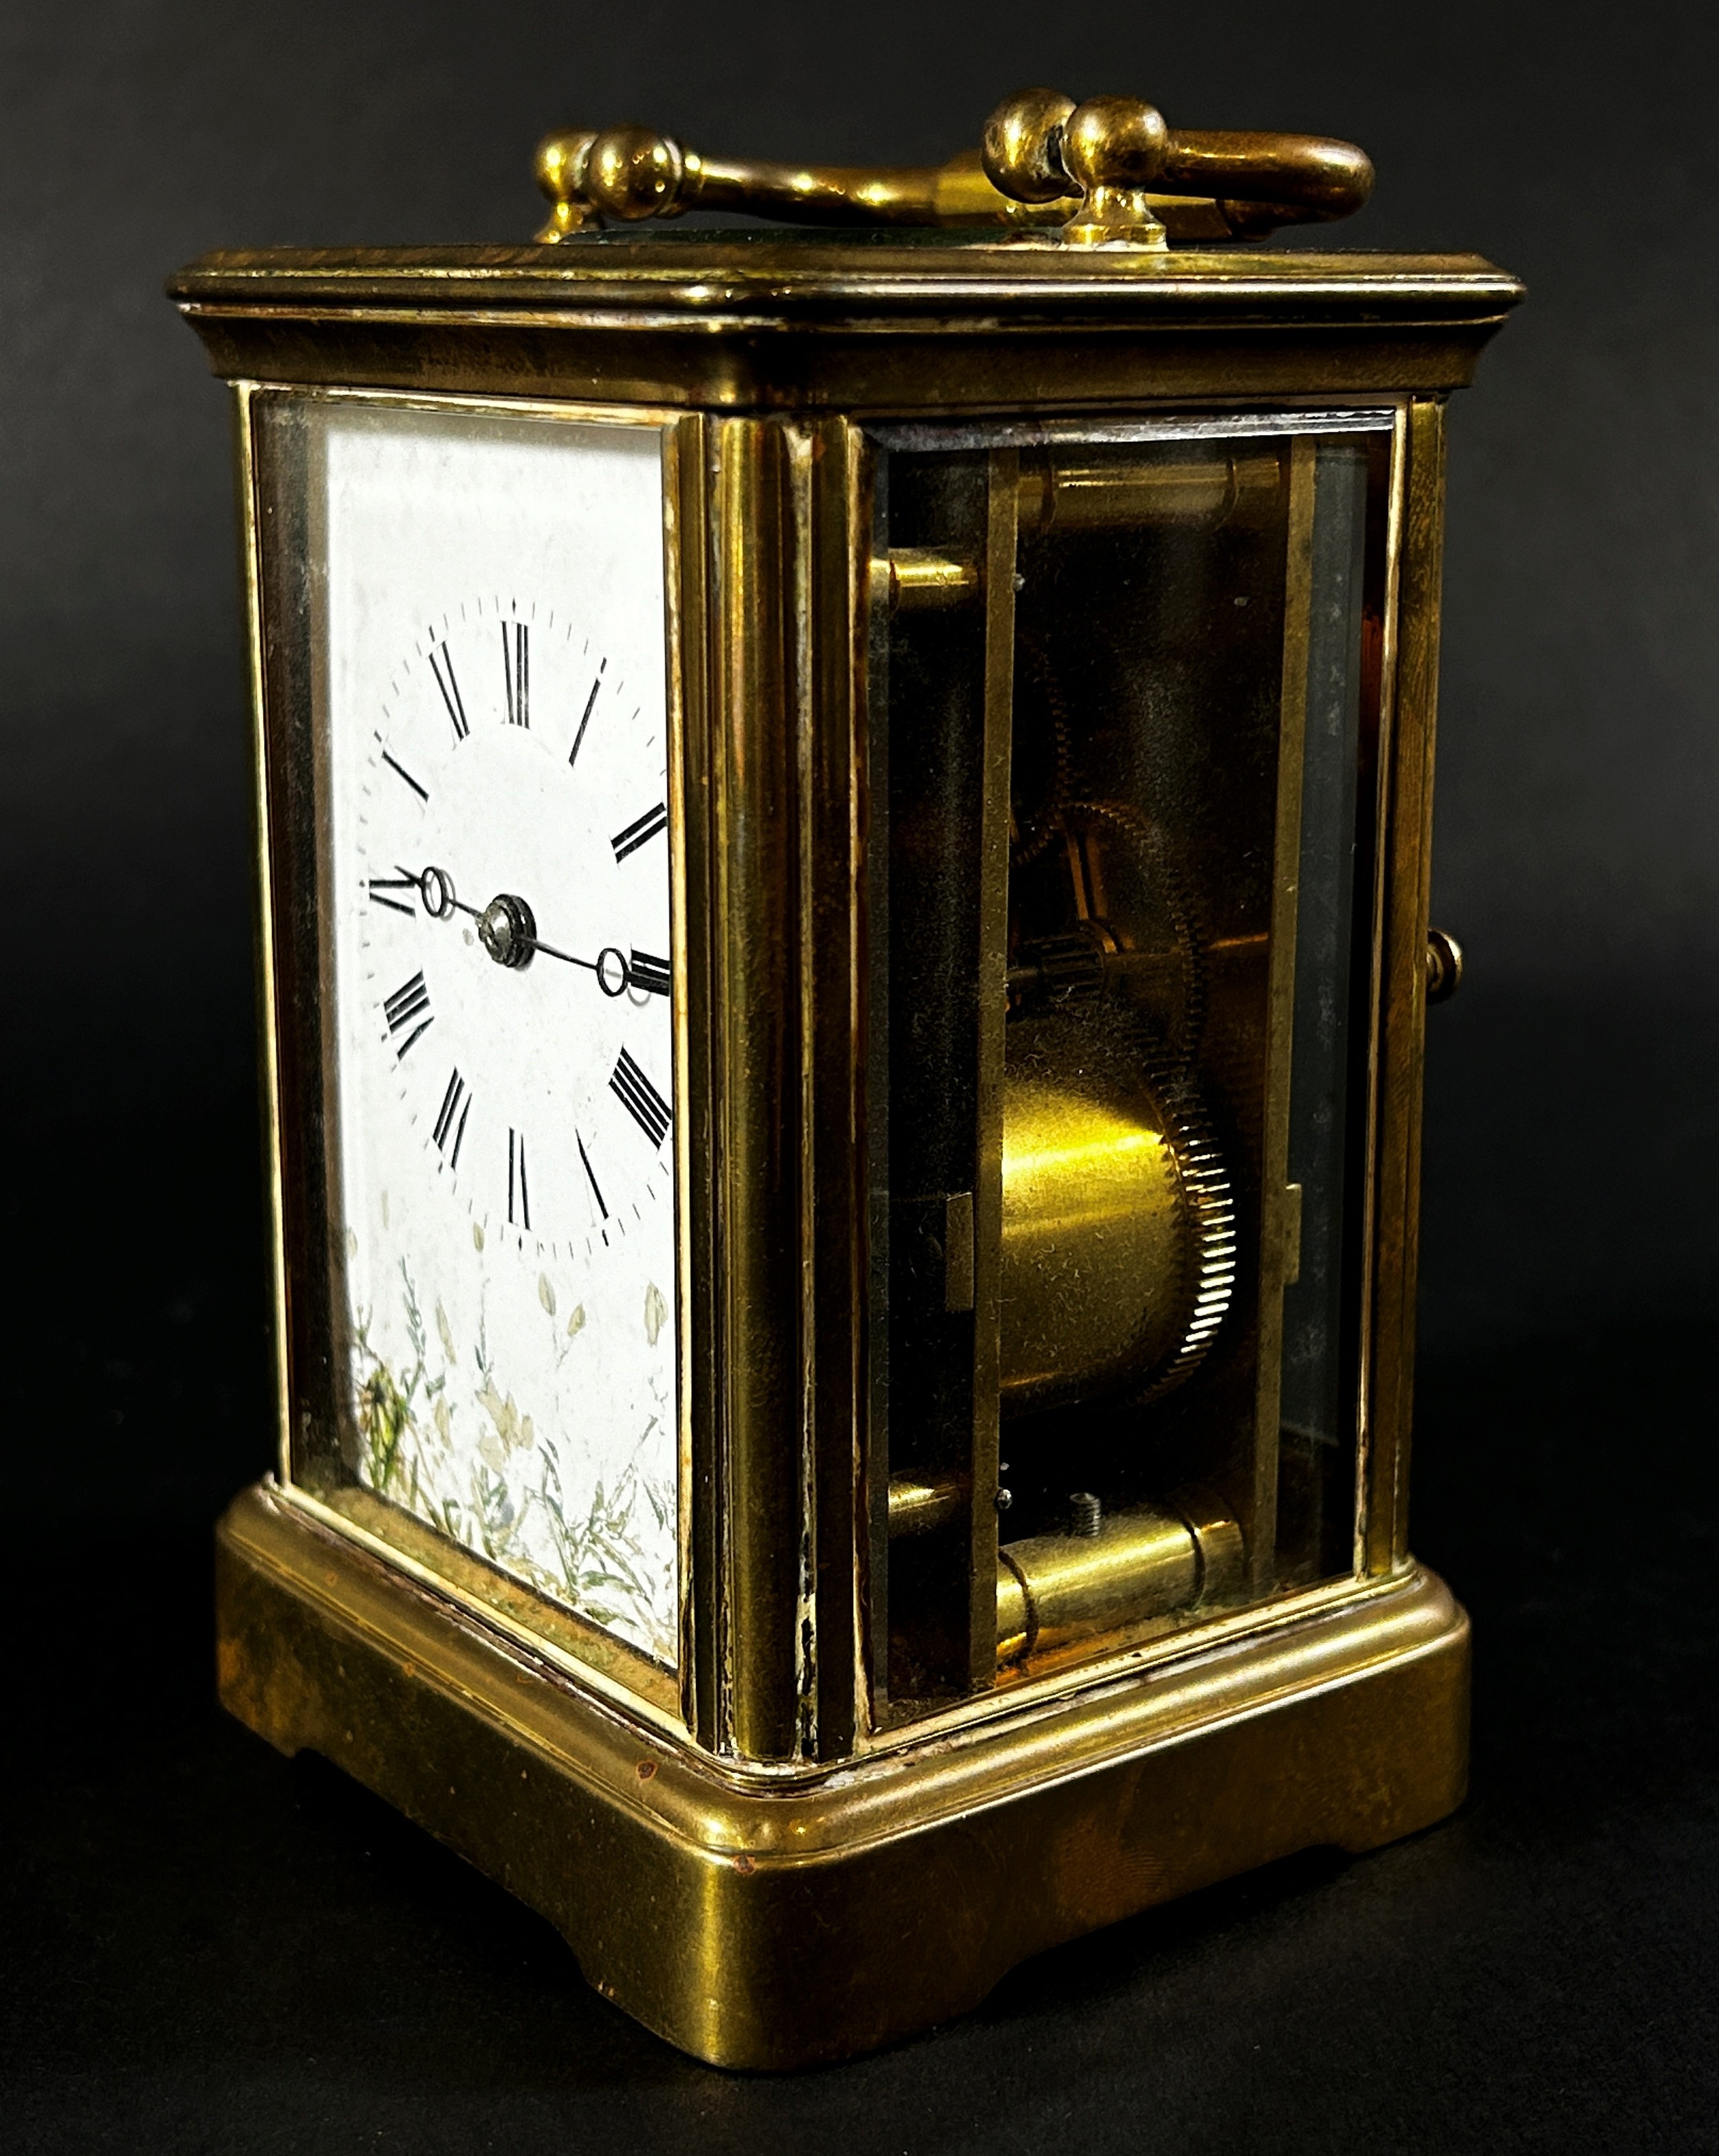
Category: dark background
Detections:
[{"x1": 4, "y1": 1, "x2": 1716, "y2": 2147}]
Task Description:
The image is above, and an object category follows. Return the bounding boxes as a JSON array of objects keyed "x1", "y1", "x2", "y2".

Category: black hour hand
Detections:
[{"x1": 404, "y1": 865, "x2": 468, "y2": 921}]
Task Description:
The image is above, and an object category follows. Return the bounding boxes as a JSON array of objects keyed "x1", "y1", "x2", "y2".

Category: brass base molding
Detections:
[{"x1": 217, "y1": 1480, "x2": 1469, "y2": 2069}]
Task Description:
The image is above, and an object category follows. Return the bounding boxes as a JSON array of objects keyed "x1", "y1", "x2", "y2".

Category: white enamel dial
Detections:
[{"x1": 320, "y1": 404, "x2": 678, "y2": 1665}]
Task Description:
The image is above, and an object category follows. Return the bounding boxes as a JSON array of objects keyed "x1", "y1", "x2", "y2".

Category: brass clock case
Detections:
[{"x1": 175, "y1": 89, "x2": 1518, "y2": 2067}]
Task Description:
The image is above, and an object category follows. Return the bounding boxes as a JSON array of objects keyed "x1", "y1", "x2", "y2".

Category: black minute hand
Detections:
[{"x1": 528, "y1": 934, "x2": 626, "y2": 987}]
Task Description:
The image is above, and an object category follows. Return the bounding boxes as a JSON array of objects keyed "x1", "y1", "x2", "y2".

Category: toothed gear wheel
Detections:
[
  {"x1": 1132, "y1": 1066, "x2": 1236, "y2": 1406},
  {"x1": 1000, "y1": 1009, "x2": 1236, "y2": 1415}
]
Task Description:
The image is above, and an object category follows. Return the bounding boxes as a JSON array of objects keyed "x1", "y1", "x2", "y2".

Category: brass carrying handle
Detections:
[{"x1": 535, "y1": 89, "x2": 1373, "y2": 250}]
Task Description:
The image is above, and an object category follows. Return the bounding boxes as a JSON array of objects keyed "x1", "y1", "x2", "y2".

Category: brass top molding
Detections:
[
  {"x1": 168, "y1": 241, "x2": 1524, "y2": 410},
  {"x1": 171, "y1": 247, "x2": 1522, "y2": 325},
  {"x1": 535, "y1": 89, "x2": 1376, "y2": 251}
]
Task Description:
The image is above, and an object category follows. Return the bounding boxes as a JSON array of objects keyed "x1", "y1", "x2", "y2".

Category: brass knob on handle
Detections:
[
  {"x1": 534, "y1": 126, "x2": 692, "y2": 234},
  {"x1": 587, "y1": 124, "x2": 689, "y2": 221},
  {"x1": 983, "y1": 87, "x2": 1375, "y2": 248},
  {"x1": 534, "y1": 130, "x2": 599, "y2": 238},
  {"x1": 1062, "y1": 95, "x2": 1174, "y2": 247},
  {"x1": 979, "y1": 87, "x2": 1077, "y2": 204}
]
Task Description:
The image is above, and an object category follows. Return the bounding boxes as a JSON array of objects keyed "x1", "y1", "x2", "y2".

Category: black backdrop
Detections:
[{"x1": 5, "y1": 3, "x2": 1716, "y2": 2147}]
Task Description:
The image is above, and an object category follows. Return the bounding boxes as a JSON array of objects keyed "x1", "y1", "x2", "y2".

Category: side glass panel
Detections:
[{"x1": 868, "y1": 420, "x2": 1388, "y2": 1715}]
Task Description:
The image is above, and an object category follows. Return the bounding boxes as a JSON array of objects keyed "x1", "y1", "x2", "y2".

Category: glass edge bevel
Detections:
[
  {"x1": 234, "y1": 377, "x2": 295, "y2": 1494},
  {"x1": 1351, "y1": 402, "x2": 1414, "y2": 1576}
]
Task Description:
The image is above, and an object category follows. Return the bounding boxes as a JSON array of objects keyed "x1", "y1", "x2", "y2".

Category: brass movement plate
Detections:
[{"x1": 217, "y1": 1479, "x2": 1469, "y2": 2069}]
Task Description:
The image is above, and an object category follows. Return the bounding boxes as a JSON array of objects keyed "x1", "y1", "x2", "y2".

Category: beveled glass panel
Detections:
[{"x1": 867, "y1": 416, "x2": 1390, "y2": 1709}]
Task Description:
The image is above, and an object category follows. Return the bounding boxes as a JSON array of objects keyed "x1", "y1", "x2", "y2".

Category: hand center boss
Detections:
[{"x1": 401, "y1": 864, "x2": 636, "y2": 996}]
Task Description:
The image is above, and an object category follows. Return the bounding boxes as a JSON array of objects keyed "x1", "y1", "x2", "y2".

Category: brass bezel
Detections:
[{"x1": 237, "y1": 379, "x2": 703, "y2": 1729}]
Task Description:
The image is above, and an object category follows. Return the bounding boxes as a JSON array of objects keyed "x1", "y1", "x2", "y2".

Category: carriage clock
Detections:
[{"x1": 173, "y1": 89, "x2": 1520, "y2": 2067}]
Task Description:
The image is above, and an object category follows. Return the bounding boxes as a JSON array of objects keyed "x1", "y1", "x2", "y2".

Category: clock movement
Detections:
[{"x1": 173, "y1": 89, "x2": 1518, "y2": 2067}]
